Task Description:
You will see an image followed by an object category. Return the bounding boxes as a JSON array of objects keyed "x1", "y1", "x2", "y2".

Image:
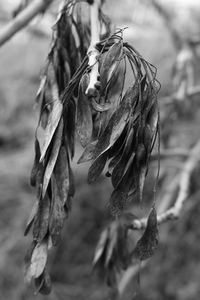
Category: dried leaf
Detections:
[
  {"x1": 77, "y1": 141, "x2": 96, "y2": 164},
  {"x1": 133, "y1": 207, "x2": 158, "y2": 260},
  {"x1": 24, "y1": 241, "x2": 37, "y2": 282},
  {"x1": 88, "y1": 151, "x2": 108, "y2": 184},
  {"x1": 111, "y1": 127, "x2": 134, "y2": 188},
  {"x1": 42, "y1": 118, "x2": 63, "y2": 198},
  {"x1": 49, "y1": 175, "x2": 65, "y2": 246},
  {"x1": 64, "y1": 97, "x2": 76, "y2": 159},
  {"x1": 39, "y1": 95, "x2": 63, "y2": 162},
  {"x1": 54, "y1": 146, "x2": 70, "y2": 205},
  {"x1": 30, "y1": 240, "x2": 48, "y2": 278},
  {"x1": 34, "y1": 269, "x2": 52, "y2": 295},
  {"x1": 30, "y1": 138, "x2": 41, "y2": 187},
  {"x1": 77, "y1": 73, "x2": 93, "y2": 147},
  {"x1": 93, "y1": 84, "x2": 139, "y2": 160},
  {"x1": 24, "y1": 201, "x2": 39, "y2": 236},
  {"x1": 100, "y1": 41, "x2": 123, "y2": 91},
  {"x1": 33, "y1": 194, "x2": 50, "y2": 243}
]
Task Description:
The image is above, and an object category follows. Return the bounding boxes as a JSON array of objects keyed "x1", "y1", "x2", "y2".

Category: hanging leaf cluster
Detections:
[
  {"x1": 25, "y1": 0, "x2": 111, "y2": 293},
  {"x1": 25, "y1": 0, "x2": 160, "y2": 294},
  {"x1": 93, "y1": 207, "x2": 158, "y2": 289}
]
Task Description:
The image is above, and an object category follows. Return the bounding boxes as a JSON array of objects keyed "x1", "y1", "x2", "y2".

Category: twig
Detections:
[
  {"x1": 0, "y1": 0, "x2": 53, "y2": 47},
  {"x1": 85, "y1": 0, "x2": 101, "y2": 96},
  {"x1": 132, "y1": 139, "x2": 200, "y2": 230}
]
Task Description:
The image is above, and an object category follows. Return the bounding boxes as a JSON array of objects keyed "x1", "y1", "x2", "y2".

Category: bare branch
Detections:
[
  {"x1": 132, "y1": 140, "x2": 200, "y2": 230},
  {"x1": 0, "y1": 0, "x2": 53, "y2": 47}
]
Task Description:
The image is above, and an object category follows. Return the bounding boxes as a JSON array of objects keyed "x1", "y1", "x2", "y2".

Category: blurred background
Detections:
[{"x1": 1, "y1": 0, "x2": 200, "y2": 299}]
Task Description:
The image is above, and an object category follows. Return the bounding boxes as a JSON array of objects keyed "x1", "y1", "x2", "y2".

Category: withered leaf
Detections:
[
  {"x1": 24, "y1": 200, "x2": 39, "y2": 236},
  {"x1": 93, "y1": 84, "x2": 139, "y2": 160},
  {"x1": 111, "y1": 127, "x2": 134, "y2": 188},
  {"x1": 24, "y1": 241, "x2": 37, "y2": 282},
  {"x1": 33, "y1": 194, "x2": 50, "y2": 243},
  {"x1": 54, "y1": 146, "x2": 70, "y2": 205},
  {"x1": 64, "y1": 97, "x2": 76, "y2": 159},
  {"x1": 133, "y1": 206, "x2": 158, "y2": 260},
  {"x1": 30, "y1": 240, "x2": 48, "y2": 278},
  {"x1": 34, "y1": 268, "x2": 52, "y2": 295},
  {"x1": 88, "y1": 151, "x2": 108, "y2": 184},
  {"x1": 100, "y1": 41, "x2": 123, "y2": 91},
  {"x1": 49, "y1": 175, "x2": 65, "y2": 246},
  {"x1": 30, "y1": 138, "x2": 41, "y2": 187},
  {"x1": 77, "y1": 141, "x2": 96, "y2": 164},
  {"x1": 42, "y1": 118, "x2": 63, "y2": 198},
  {"x1": 77, "y1": 73, "x2": 93, "y2": 147},
  {"x1": 39, "y1": 85, "x2": 63, "y2": 162}
]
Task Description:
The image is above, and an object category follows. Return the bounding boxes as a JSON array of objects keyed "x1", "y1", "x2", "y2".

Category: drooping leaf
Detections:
[
  {"x1": 30, "y1": 138, "x2": 41, "y2": 187},
  {"x1": 39, "y1": 81, "x2": 63, "y2": 162},
  {"x1": 93, "y1": 84, "x2": 139, "y2": 160},
  {"x1": 33, "y1": 194, "x2": 50, "y2": 243},
  {"x1": 63, "y1": 97, "x2": 76, "y2": 159},
  {"x1": 24, "y1": 200, "x2": 39, "y2": 236},
  {"x1": 34, "y1": 268, "x2": 52, "y2": 295},
  {"x1": 42, "y1": 118, "x2": 63, "y2": 198},
  {"x1": 49, "y1": 175, "x2": 65, "y2": 246},
  {"x1": 77, "y1": 73, "x2": 93, "y2": 147},
  {"x1": 88, "y1": 151, "x2": 108, "y2": 184},
  {"x1": 54, "y1": 146, "x2": 70, "y2": 205},
  {"x1": 133, "y1": 206, "x2": 158, "y2": 260},
  {"x1": 24, "y1": 241, "x2": 37, "y2": 282},
  {"x1": 111, "y1": 127, "x2": 134, "y2": 188},
  {"x1": 77, "y1": 141, "x2": 96, "y2": 164},
  {"x1": 30, "y1": 240, "x2": 48, "y2": 279},
  {"x1": 100, "y1": 41, "x2": 123, "y2": 92}
]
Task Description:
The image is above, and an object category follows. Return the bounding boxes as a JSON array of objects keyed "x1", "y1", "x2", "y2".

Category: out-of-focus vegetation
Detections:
[{"x1": 1, "y1": 0, "x2": 200, "y2": 299}]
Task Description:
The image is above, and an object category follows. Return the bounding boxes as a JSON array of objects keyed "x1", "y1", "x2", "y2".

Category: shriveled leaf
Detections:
[
  {"x1": 24, "y1": 241, "x2": 37, "y2": 282},
  {"x1": 88, "y1": 151, "x2": 108, "y2": 184},
  {"x1": 24, "y1": 201, "x2": 39, "y2": 236},
  {"x1": 100, "y1": 41, "x2": 123, "y2": 91},
  {"x1": 93, "y1": 84, "x2": 139, "y2": 160},
  {"x1": 34, "y1": 268, "x2": 52, "y2": 295},
  {"x1": 77, "y1": 141, "x2": 96, "y2": 164},
  {"x1": 54, "y1": 146, "x2": 70, "y2": 205},
  {"x1": 39, "y1": 95, "x2": 63, "y2": 162},
  {"x1": 30, "y1": 240, "x2": 48, "y2": 278},
  {"x1": 133, "y1": 207, "x2": 158, "y2": 260},
  {"x1": 42, "y1": 118, "x2": 63, "y2": 198},
  {"x1": 63, "y1": 97, "x2": 76, "y2": 159},
  {"x1": 111, "y1": 127, "x2": 134, "y2": 188},
  {"x1": 77, "y1": 73, "x2": 93, "y2": 147},
  {"x1": 30, "y1": 138, "x2": 41, "y2": 187},
  {"x1": 33, "y1": 194, "x2": 50, "y2": 243},
  {"x1": 49, "y1": 175, "x2": 65, "y2": 246}
]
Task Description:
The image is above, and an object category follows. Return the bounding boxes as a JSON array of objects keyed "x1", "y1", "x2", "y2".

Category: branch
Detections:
[
  {"x1": 0, "y1": 0, "x2": 53, "y2": 47},
  {"x1": 132, "y1": 139, "x2": 200, "y2": 230},
  {"x1": 85, "y1": 0, "x2": 101, "y2": 96}
]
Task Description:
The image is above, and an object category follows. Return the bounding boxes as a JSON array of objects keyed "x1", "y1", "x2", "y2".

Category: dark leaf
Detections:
[
  {"x1": 24, "y1": 201, "x2": 39, "y2": 236},
  {"x1": 42, "y1": 118, "x2": 63, "y2": 198},
  {"x1": 77, "y1": 141, "x2": 96, "y2": 164},
  {"x1": 77, "y1": 73, "x2": 93, "y2": 147},
  {"x1": 64, "y1": 97, "x2": 76, "y2": 159},
  {"x1": 88, "y1": 151, "x2": 108, "y2": 184},
  {"x1": 133, "y1": 206, "x2": 158, "y2": 260},
  {"x1": 30, "y1": 138, "x2": 41, "y2": 187},
  {"x1": 34, "y1": 269, "x2": 52, "y2": 295},
  {"x1": 49, "y1": 175, "x2": 65, "y2": 246},
  {"x1": 30, "y1": 240, "x2": 48, "y2": 279},
  {"x1": 33, "y1": 194, "x2": 50, "y2": 243}
]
